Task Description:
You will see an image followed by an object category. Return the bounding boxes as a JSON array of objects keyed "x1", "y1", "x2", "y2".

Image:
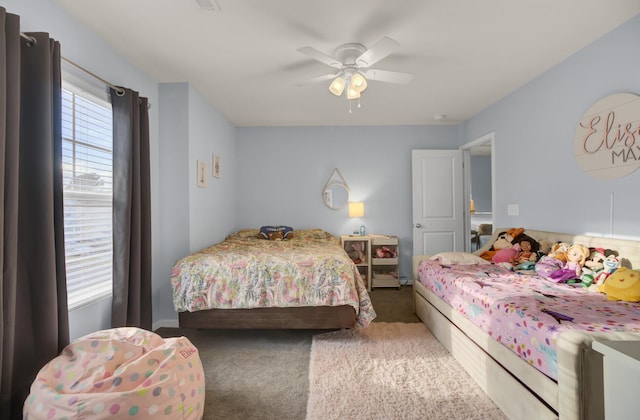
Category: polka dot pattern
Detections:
[{"x1": 23, "y1": 327, "x2": 205, "y2": 419}]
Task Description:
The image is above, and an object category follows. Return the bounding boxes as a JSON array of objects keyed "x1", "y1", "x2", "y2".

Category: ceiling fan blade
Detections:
[
  {"x1": 294, "y1": 72, "x2": 341, "y2": 86},
  {"x1": 363, "y1": 69, "x2": 413, "y2": 84},
  {"x1": 296, "y1": 46, "x2": 342, "y2": 69},
  {"x1": 355, "y1": 37, "x2": 399, "y2": 68}
]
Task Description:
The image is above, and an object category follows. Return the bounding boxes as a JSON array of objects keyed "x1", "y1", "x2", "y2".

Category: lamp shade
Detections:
[
  {"x1": 346, "y1": 85, "x2": 361, "y2": 100},
  {"x1": 329, "y1": 76, "x2": 346, "y2": 96},
  {"x1": 348, "y1": 201, "x2": 364, "y2": 218},
  {"x1": 350, "y1": 72, "x2": 368, "y2": 92}
]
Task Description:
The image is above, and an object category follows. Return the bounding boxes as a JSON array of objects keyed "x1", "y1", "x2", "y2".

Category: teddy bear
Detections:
[{"x1": 598, "y1": 267, "x2": 640, "y2": 302}]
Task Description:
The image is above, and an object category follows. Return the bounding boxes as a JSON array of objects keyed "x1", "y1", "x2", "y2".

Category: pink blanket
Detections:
[{"x1": 418, "y1": 260, "x2": 640, "y2": 380}]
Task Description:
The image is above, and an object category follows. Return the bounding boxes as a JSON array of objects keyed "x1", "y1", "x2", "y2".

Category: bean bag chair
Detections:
[{"x1": 23, "y1": 327, "x2": 205, "y2": 419}]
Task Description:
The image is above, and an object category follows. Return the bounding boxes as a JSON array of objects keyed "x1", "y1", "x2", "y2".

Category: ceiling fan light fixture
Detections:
[
  {"x1": 329, "y1": 76, "x2": 346, "y2": 96},
  {"x1": 350, "y1": 72, "x2": 367, "y2": 93},
  {"x1": 346, "y1": 85, "x2": 361, "y2": 100}
]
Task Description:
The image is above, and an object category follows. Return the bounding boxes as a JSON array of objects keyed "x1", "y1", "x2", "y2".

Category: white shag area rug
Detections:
[{"x1": 306, "y1": 322, "x2": 506, "y2": 420}]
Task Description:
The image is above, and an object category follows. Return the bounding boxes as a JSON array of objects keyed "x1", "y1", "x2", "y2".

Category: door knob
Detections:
[{"x1": 415, "y1": 223, "x2": 423, "y2": 228}]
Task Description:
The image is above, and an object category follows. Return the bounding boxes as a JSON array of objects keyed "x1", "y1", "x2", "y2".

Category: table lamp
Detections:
[{"x1": 348, "y1": 201, "x2": 365, "y2": 235}]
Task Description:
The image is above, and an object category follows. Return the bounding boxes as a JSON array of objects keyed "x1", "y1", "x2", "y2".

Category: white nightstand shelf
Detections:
[
  {"x1": 370, "y1": 235, "x2": 400, "y2": 290},
  {"x1": 341, "y1": 235, "x2": 371, "y2": 291}
]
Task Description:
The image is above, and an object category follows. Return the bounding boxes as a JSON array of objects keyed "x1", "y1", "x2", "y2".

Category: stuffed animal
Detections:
[
  {"x1": 581, "y1": 267, "x2": 597, "y2": 288},
  {"x1": 547, "y1": 243, "x2": 590, "y2": 282},
  {"x1": 350, "y1": 241, "x2": 367, "y2": 264},
  {"x1": 594, "y1": 255, "x2": 620, "y2": 286},
  {"x1": 375, "y1": 246, "x2": 397, "y2": 258},
  {"x1": 585, "y1": 248, "x2": 606, "y2": 272},
  {"x1": 479, "y1": 228, "x2": 525, "y2": 261},
  {"x1": 548, "y1": 242, "x2": 570, "y2": 263},
  {"x1": 599, "y1": 267, "x2": 640, "y2": 302},
  {"x1": 492, "y1": 243, "x2": 519, "y2": 265},
  {"x1": 267, "y1": 230, "x2": 284, "y2": 241},
  {"x1": 537, "y1": 240, "x2": 553, "y2": 256},
  {"x1": 513, "y1": 234, "x2": 540, "y2": 264}
]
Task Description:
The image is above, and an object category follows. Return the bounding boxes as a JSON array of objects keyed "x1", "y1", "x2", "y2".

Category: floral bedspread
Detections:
[
  {"x1": 418, "y1": 260, "x2": 640, "y2": 380},
  {"x1": 171, "y1": 229, "x2": 376, "y2": 327}
]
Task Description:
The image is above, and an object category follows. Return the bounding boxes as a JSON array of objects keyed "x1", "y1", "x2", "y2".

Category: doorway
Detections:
[{"x1": 461, "y1": 133, "x2": 495, "y2": 252}]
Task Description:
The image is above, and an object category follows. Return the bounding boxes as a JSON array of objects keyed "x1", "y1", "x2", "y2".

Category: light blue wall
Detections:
[
  {"x1": 187, "y1": 84, "x2": 237, "y2": 252},
  {"x1": 157, "y1": 83, "x2": 190, "y2": 323},
  {"x1": 156, "y1": 83, "x2": 237, "y2": 323},
  {"x1": 236, "y1": 125, "x2": 462, "y2": 282},
  {"x1": 464, "y1": 15, "x2": 640, "y2": 239}
]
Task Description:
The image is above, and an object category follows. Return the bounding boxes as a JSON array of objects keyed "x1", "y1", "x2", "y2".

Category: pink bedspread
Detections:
[{"x1": 418, "y1": 260, "x2": 640, "y2": 380}]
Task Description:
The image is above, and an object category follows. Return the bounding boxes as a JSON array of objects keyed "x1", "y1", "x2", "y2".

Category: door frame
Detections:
[{"x1": 460, "y1": 132, "x2": 495, "y2": 251}]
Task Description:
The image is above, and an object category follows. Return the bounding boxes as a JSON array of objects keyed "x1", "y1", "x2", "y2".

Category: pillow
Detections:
[
  {"x1": 430, "y1": 252, "x2": 491, "y2": 265},
  {"x1": 231, "y1": 229, "x2": 260, "y2": 238},
  {"x1": 292, "y1": 229, "x2": 335, "y2": 241},
  {"x1": 259, "y1": 225, "x2": 293, "y2": 240}
]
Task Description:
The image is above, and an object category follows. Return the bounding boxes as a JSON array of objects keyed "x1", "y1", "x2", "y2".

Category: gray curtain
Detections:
[
  {"x1": 0, "y1": 8, "x2": 69, "y2": 419},
  {"x1": 110, "y1": 88, "x2": 152, "y2": 329}
]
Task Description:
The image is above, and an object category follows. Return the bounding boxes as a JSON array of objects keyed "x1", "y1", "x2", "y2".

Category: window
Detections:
[{"x1": 61, "y1": 81, "x2": 113, "y2": 309}]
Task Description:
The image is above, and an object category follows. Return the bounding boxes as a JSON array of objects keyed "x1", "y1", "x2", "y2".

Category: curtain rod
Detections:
[{"x1": 21, "y1": 32, "x2": 125, "y2": 96}]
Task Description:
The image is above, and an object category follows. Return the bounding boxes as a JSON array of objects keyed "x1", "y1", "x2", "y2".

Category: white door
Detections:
[{"x1": 412, "y1": 150, "x2": 464, "y2": 255}]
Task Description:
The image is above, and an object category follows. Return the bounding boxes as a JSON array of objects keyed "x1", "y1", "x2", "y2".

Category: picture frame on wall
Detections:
[
  {"x1": 212, "y1": 154, "x2": 221, "y2": 178},
  {"x1": 197, "y1": 160, "x2": 208, "y2": 187}
]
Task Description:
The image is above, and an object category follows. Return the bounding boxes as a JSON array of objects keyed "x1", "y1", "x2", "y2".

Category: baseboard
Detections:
[{"x1": 152, "y1": 318, "x2": 179, "y2": 331}]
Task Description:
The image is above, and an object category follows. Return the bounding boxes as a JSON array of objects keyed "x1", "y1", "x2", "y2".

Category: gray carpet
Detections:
[{"x1": 157, "y1": 286, "x2": 421, "y2": 419}]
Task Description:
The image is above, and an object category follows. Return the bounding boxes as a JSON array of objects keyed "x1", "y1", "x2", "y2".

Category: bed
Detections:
[
  {"x1": 171, "y1": 228, "x2": 376, "y2": 329},
  {"x1": 413, "y1": 228, "x2": 640, "y2": 420}
]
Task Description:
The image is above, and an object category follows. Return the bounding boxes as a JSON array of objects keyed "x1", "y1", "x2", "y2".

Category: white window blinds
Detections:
[{"x1": 61, "y1": 82, "x2": 113, "y2": 309}]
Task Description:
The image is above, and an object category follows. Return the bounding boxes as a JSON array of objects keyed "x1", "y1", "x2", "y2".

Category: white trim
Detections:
[{"x1": 460, "y1": 132, "x2": 495, "y2": 251}]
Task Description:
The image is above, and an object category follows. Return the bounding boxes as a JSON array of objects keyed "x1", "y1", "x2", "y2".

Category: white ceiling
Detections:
[{"x1": 56, "y1": 0, "x2": 640, "y2": 127}]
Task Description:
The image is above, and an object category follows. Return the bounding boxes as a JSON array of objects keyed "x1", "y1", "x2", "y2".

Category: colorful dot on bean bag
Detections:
[
  {"x1": 109, "y1": 403, "x2": 120, "y2": 415},
  {"x1": 93, "y1": 403, "x2": 104, "y2": 414}
]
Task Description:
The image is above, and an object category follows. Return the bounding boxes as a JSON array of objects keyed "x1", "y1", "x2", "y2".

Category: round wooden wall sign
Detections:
[{"x1": 573, "y1": 92, "x2": 640, "y2": 179}]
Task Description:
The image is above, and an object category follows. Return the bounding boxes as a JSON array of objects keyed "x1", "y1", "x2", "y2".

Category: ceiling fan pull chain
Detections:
[{"x1": 349, "y1": 100, "x2": 352, "y2": 114}]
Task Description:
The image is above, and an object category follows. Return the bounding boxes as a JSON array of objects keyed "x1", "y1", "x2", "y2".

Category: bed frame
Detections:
[
  {"x1": 413, "y1": 228, "x2": 640, "y2": 420},
  {"x1": 178, "y1": 305, "x2": 356, "y2": 330}
]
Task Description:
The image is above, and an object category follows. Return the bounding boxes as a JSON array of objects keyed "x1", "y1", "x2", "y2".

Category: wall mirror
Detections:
[{"x1": 322, "y1": 168, "x2": 350, "y2": 210}]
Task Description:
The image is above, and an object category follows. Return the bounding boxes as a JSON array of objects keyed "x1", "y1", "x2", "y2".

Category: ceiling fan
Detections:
[{"x1": 297, "y1": 37, "x2": 413, "y2": 103}]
